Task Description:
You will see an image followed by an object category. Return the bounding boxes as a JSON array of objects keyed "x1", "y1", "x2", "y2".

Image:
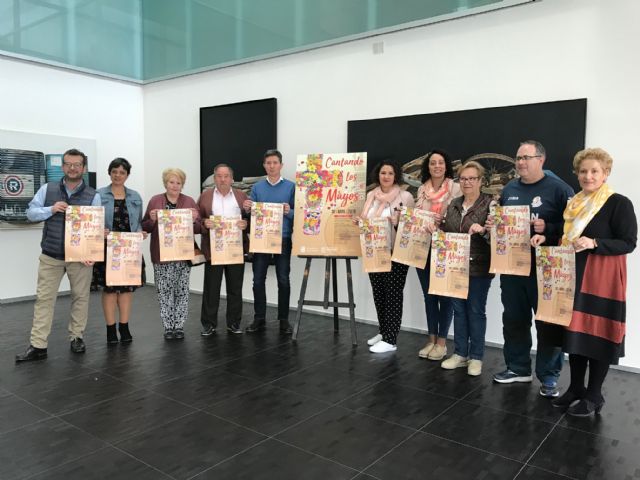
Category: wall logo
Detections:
[{"x1": 2, "y1": 175, "x2": 25, "y2": 197}]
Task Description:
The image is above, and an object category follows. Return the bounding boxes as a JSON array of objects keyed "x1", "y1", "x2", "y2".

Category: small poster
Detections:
[
  {"x1": 293, "y1": 152, "x2": 367, "y2": 256},
  {"x1": 359, "y1": 217, "x2": 391, "y2": 273},
  {"x1": 211, "y1": 215, "x2": 244, "y2": 265},
  {"x1": 535, "y1": 246, "x2": 575, "y2": 326},
  {"x1": 391, "y1": 207, "x2": 437, "y2": 268},
  {"x1": 250, "y1": 202, "x2": 283, "y2": 254},
  {"x1": 489, "y1": 205, "x2": 531, "y2": 276},
  {"x1": 64, "y1": 205, "x2": 104, "y2": 262},
  {"x1": 158, "y1": 208, "x2": 195, "y2": 262},
  {"x1": 106, "y1": 232, "x2": 143, "y2": 286},
  {"x1": 428, "y1": 231, "x2": 470, "y2": 299}
]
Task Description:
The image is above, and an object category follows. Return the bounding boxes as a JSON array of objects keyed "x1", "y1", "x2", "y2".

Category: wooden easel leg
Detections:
[
  {"x1": 292, "y1": 257, "x2": 312, "y2": 341},
  {"x1": 346, "y1": 259, "x2": 357, "y2": 346},
  {"x1": 332, "y1": 257, "x2": 339, "y2": 332}
]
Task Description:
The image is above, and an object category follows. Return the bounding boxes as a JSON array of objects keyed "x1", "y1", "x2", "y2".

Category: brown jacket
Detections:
[{"x1": 197, "y1": 188, "x2": 249, "y2": 261}]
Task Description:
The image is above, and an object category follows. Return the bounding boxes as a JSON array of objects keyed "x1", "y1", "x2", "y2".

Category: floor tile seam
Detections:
[
  {"x1": 331, "y1": 379, "x2": 388, "y2": 407},
  {"x1": 513, "y1": 463, "x2": 579, "y2": 480},
  {"x1": 268, "y1": 437, "x2": 365, "y2": 475},
  {"x1": 18, "y1": 444, "x2": 113, "y2": 480},
  {"x1": 544, "y1": 415, "x2": 634, "y2": 446},
  {"x1": 0, "y1": 415, "x2": 56, "y2": 438},
  {"x1": 262, "y1": 402, "x2": 337, "y2": 438},
  {"x1": 256, "y1": 383, "x2": 335, "y2": 407},
  {"x1": 414, "y1": 392, "x2": 468, "y2": 430},
  {"x1": 4, "y1": 366, "x2": 105, "y2": 397},
  {"x1": 382, "y1": 377, "x2": 471, "y2": 401},
  {"x1": 329, "y1": 403, "x2": 422, "y2": 434},
  {"x1": 452, "y1": 395, "x2": 562, "y2": 426},
  {"x1": 0, "y1": 389, "x2": 59, "y2": 418},
  {"x1": 356, "y1": 428, "x2": 424, "y2": 475},
  {"x1": 108, "y1": 410, "x2": 204, "y2": 445},
  {"x1": 200, "y1": 410, "x2": 274, "y2": 439},
  {"x1": 518, "y1": 419, "x2": 573, "y2": 479},
  {"x1": 105, "y1": 443, "x2": 180, "y2": 479}
]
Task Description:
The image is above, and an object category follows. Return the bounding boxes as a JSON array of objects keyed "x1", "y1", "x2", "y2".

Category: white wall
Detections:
[
  {"x1": 142, "y1": 0, "x2": 640, "y2": 369},
  {"x1": 0, "y1": 58, "x2": 144, "y2": 301}
]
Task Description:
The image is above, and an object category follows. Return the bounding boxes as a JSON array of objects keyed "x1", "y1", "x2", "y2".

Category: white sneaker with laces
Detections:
[
  {"x1": 367, "y1": 333, "x2": 382, "y2": 346},
  {"x1": 369, "y1": 340, "x2": 397, "y2": 353},
  {"x1": 441, "y1": 354, "x2": 468, "y2": 370}
]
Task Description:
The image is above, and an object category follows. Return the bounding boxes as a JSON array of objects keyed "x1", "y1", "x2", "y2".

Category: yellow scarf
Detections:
[{"x1": 561, "y1": 183, "x2": 614, "y2": 245}]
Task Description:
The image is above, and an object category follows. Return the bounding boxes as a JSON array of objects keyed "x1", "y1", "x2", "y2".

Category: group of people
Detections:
[{"x1": 15, "y1": 141, "x2": 637, "y2": 418}]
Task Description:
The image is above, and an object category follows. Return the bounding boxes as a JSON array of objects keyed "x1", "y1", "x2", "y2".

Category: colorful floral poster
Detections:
[
  {"x1": 158, "y1": 208, "x2": 195, "y2": 262},
  {"x1": 211, "y1": 214, "x2": 244, "y2": 265},
  {"x1": 250, "y1": 202, "x2": 283, "y2": 254},
  {"x1": 106, "y1": 232, "x2": 143, "y2": 286},
  {"x1": 391, "y1": 207, "x2": 437, "y2": 268},
  {"x1": 359, "y1": 217, "x2": 391, "y2": 273},
  {"x1": 293, "y1": 152, "x2": 367, "y2": 256},
  {"x1": 489, "y1": 205, "x2": 531, "y2": 276},
  {"x1": 64, "y1": 205, "x2": 104, "y2": 262},
  {"x1": 428, "y1": 231, "x2": 470, "y2": 299},
  {"x1": 535, "y1": 246, "x2": 575, "y2": 326}
]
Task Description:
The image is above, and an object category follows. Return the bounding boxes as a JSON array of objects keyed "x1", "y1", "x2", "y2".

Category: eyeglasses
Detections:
[
  {"x1": 63, "y1": 162, "x2": 84, "y2": 169},
  {"x1": 459, "y1": 176, "x2": 480, "y2": 183},
  {"x1": 515, "y1": 155, "x2": 541, "y2": 162}
]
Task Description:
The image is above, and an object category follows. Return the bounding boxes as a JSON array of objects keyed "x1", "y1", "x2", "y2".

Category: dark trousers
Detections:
[
  {"x1": 416, "y1": 262, "x2": 453, "y2": 339},
  {"x1": 252, "y1": 237, "x2": 292, "y2": 322},
  {"x1": 500, "y1": 274, "x2": 563, "y2": 383},
  {"x1": 200, "y1": 263, "x2": 245, "y2": 329},
  {"x1": 369, "y1": 261, "x2": 410, "y2": 345}
]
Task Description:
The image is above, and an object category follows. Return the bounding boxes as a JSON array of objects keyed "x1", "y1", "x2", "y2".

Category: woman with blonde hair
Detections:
[{"x1": 142, "y1": 168, "x2": 200, "y2": 339}]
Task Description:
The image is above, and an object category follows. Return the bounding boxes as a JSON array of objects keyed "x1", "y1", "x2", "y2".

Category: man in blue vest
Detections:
[{"x1": 16, "y1": 148, "x2": 101, "y2": 362}]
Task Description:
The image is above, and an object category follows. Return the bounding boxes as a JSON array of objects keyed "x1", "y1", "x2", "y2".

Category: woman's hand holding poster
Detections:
[
  {"x1": 250, "y1": 202, "x2": 283, "y2": 254},
  {"x1": 489, "y1": 205, "x2": 531, "y2": 276},
  {"x1": 106, "y1": 232, "x2": 143, "y2": 286},
  {"x1": 535, "y1": 246, "x2": 575, "y2": 326},
  {"x1": 359, "y1": 217, "x2": 391, "y2": 273},
  {"x1": 428, "y1": 231, "x2": 470, "y2": 299},
  {"x1": 391, "y1": 207, "x2": 436, "y2": 268},
  {"x1": 65, "y1": 206, "x2": 105, "y2": 262},
  {"x1": 158, "y1": 209, "x2": 195, "y2": 261},
  {"x1": 211, "y1": 215, "x2": 244, "y2": 265}
]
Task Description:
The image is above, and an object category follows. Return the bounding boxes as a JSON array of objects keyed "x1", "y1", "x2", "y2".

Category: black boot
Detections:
[
  {"x1": 106, "y1": 324, "x2": 119, "y2": 344},
  {"x1": 118, "y1": 323, "x2": 133, "y2": 343}
]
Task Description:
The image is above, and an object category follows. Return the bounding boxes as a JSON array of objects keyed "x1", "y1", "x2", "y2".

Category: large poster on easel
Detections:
[
  {"x1": 489, "y1": 205, "x2": 531, "y2": 276},
  {"x1": 293, "y1": 153, "x2": 367, "y2": 257}
]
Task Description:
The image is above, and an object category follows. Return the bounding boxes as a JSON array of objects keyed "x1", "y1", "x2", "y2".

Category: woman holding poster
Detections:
[
  {"x1": 358, "y1": 161, "x2": 414, "y2": 353},
  {"x1": 437, "y1": 161, "x2": 494, "y2": 376},
  {"x1": 142, "y1": 168, "x2": 200, "y2": 340},
  {"x1": 415, "y1": 149, "x2": 462, "y2": 360},
  {"x1": 532, "y1": 148, "x2": 636, "y2": 416},
  {"x1": 93, "y1": 158, "x2": 146, "y2": 344}
]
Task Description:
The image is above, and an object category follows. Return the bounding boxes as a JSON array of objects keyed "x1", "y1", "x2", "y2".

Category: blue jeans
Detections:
[
  {"x1": 252, "y1": 237, "x2": 292, "y2": 322},
  {"x1": 452, "y1": 276, "x2": 493, "y2": 360},
  {"x1": 416, "y1": 262, "x2": 453, "y2": 339},
  {"x1": 500, "y1": 274, "x2": 563, "y2": 384}
]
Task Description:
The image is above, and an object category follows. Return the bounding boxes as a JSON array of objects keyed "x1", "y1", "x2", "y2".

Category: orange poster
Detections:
[
  {"x1": 211, "y1": 215, "x2": 244, "y2": 265},
  {"x1": 158, "y1": 208, "x2": 195, "y2": 262},
  {"x1": 391, "y1": 207, "x2": 437, "y2": 268},
  {"x1": 535, "y1": 246, "x2": 575, "y2": 326},
  {"x1": 428, "y1": 231, "x2": 470, "y2": 299},
  {"x1": 250, "y1": 202, "x2": 283, "y2": 254},
  {"x1": 293, "y1": 152, "x2": 367, "y2": 256},
  {"x1": 489, "y1": 205, "x2": 531, "y2": 276},
  {"x1": 64, "y1": 205, "x2": 104, "y2": 262},
  {"x1": 106, "y1": 232, "x2": 143, "y2": 286},
  {"x1": 359, "y1": 217, "x2": 391, "y2": 273}
]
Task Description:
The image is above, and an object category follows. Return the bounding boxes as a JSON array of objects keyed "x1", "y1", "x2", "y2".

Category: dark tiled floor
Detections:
[{"x1": 1, "y1": 288, "x2": 639, "y2": 479}]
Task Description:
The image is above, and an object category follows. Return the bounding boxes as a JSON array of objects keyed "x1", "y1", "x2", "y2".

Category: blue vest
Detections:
[{"x1": 42, "y1": 180, "x2": 96, "y2": 260}]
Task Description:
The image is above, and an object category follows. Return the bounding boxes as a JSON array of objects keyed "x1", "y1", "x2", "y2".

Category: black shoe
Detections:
[
  {"x1": 567, "y1": 398, "x2": 605, "y2": 417},
  {"x1": 201, "y1": 326, "x2": 216, "y2": 336},
  {"x1": 227, "y1": 324, "x2": 243, "y2": 334},
  {"x1": 552, "y1": 389, "x2": 585, "y2": 409},
  {"x1": 246, "y1": 321, "x2": 266, "y2": 333},
  {"x1": 118, "y1": 323, "x2": 133, "y2": 343},
  {"x1": 70, "y1": 338, "x2": 86, "y2": 354},
  {"x1": 173, "y1": 328, "x2": 185, "y2": 339},
  {"x1": 164, "y1": 329, "x2": 174, "y2": 340},
  {"x1": 279, "y1": 320, "x2": 293, "y2": 334},
  {"x1": 15, "y1": 345, "x2": 48, "y2": 363},
  {"x1": 106, "y1": 324, "x2": 119, "y2": 345}
]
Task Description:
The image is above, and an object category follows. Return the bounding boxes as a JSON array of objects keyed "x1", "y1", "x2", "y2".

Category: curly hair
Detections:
[
  {"x1": 370, "y1": 160, "x2": 402, "y2": 186},
  {"x1": 420, "y1": 149, "x2": 455, "y2": 183}
]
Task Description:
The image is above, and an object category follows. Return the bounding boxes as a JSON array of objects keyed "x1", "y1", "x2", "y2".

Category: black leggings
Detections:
[{"x1": 568, "y1": 354, "x2": 610, "y2": 402}]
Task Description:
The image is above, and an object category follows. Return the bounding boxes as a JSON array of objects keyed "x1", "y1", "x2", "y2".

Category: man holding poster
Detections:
[
  {"x1": 16, "y1": 148, "x2": 101, "y2": 362},
  {"x1": 198, "y1": 164, "x2": 249, "y2": 335},
  {"x1": 243, "y1": 150, "x2": 295, "y2": 334},
  {"x1": 489, "y1": 141, "x2": 574, "y2": 398}
]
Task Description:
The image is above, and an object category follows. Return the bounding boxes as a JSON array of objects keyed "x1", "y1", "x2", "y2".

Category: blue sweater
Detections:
[{"x1": 250, "y1": 178, "x2": 295, "y2": 238}]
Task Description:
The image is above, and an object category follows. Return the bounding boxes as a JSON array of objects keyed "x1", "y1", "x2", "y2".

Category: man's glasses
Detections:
[
  {"x1": 459, "y1": 176, "x2": 480, "y2": 183},
  {"x1": 63, "y1": 162, "x2": 84, "y2": 169},
  {"x1": 515, "y1": 155, "x2": 541, "y2": 162}
]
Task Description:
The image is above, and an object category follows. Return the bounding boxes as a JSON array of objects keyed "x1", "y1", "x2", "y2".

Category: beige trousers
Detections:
[{"x1": 30, "y1": 254, "x2": 93, "y2": 349}]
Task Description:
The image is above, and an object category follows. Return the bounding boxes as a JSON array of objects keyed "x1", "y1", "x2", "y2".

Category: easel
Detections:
[{"x1": 292, "y1": 256, "x2": 358, "y2": 345}]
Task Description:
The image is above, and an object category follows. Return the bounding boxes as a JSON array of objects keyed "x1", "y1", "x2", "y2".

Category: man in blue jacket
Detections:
[{"x1": 243, "y1": 149, "x2": 295, "y2": 334}]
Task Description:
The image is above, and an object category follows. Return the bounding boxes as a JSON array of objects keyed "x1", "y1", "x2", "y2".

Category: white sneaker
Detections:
[
  {"x1": 427, "y1": 344, "x2": 447, "y2": 360},
  {"x1": 467, "y1": 359, "x2": 483, "y2": 376},
  {"x1": 418, "y1": 342, "x2": 435, "y2": 358},
  {"x1": 441, "y1": 354, "x2": 468, "y2": 370},
  {"x1": 367, "y1": 333, "x2": 382, "y2": 346},
  {"x1": 369, "y1": 341, "x2": 397, "y2": 353}
]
